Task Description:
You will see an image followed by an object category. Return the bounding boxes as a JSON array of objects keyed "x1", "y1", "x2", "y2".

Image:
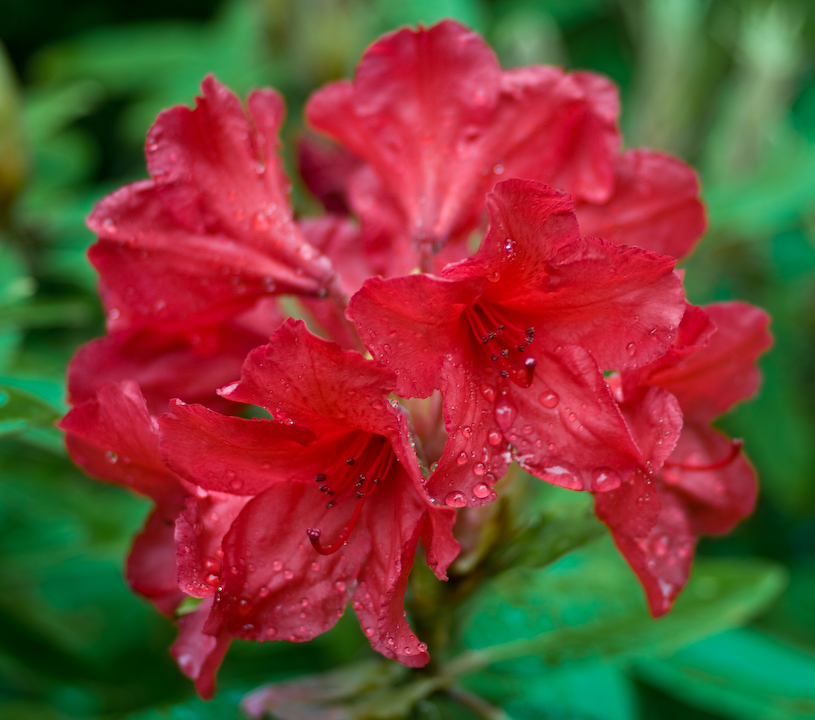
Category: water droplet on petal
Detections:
[
  {"x1": 591, "y1": 467, "x2": 622, "y2": 491},
  {"x1": 252, "y1": 211, "x2": 270, "y2": 231},
  {"x1": 473, "y1": 462, "x2": 485, "y2": 476},
  {"x1": 105, "y1": 451, "x2": 118, "y2": 464},
  {"x1": 626, "y1": 342, "x2": 636, "y2": 356},
  {"x1": 494, "y1": 396, "x2": 518, "y2": 431},
  {"x1": 310, "y1": 562, "x2": 320, "y2": 572},
  {"x1": 283, "y1": 570, "x2": 294, "y2": 580},
  {"x1": 461, "y1": 426, "x2": 473, "y2": 438},
  {"x1": 272, "y1": 560, "x2": 283, "y2": 572},
  {"x1": 487, "y1": 429, "x2": 502, "y2": 445},
  {"x1": 444, "y1": 491, "x2": 468, "y2": 508},
  {"x1": 539, "y1": 391, "x2": 559, "y2": 409},
  {"x1": 473, "y1": 482, "x2": 491, "y2": 499},
  {"x1": 456, "y1": 451, "x2": 468, "y2": 466},
  {"x1": 480, "y1": 384, "x2": 496, "y2": 402},
  {"x1": 334, "y1": 581, "x2": 346, "y2": 592}
]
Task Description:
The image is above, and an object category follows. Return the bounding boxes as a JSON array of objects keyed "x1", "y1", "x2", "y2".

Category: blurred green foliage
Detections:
[{"x1": 1, "y1": 0, "x2": 814, "y2": 718}]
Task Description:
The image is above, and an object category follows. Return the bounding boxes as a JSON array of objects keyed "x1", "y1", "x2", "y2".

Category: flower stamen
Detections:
[
  {"x1": 307, "y1": 433, "x2": 395, "y2": 554},
  {"x1": 463, "y1": 303, "x2": 536, "y2": 387}
]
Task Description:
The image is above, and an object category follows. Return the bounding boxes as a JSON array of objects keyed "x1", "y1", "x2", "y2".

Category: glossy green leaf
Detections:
[
  {"x1": 634, "y1": 628, "x2": 815, "y2": 720},
  {"x1": 452, "y1": 539, "x2": 786, "y2": 677},
  {"x1": 0, "y1": 384, "x2": 60, "y2": 434}
]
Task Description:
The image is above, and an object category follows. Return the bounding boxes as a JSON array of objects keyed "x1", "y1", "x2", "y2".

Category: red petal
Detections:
[
  {"x1": 159, "y1": 402, "x2": 316, "y2": 496},
  {"x1": 172, "y1": 598, "x2": 232, "y2": 700},
  {"x1": 60, "y1": 381, "x2": 182, "y2": 503},
  {"x1": 454, "y1": 180, "x2": 686, "y2": 371},
  {"x1": 349, "y1": 273, "x2": 486, "y2": 398},
  {"x1": 617, "y1": 386, "x2": 684, "y2": 473},
  {"x1": 175, "y1": 492, "x2": 249, "y2": 599},
  {"x1": 354, "y1": 476, "x2": 431, "y2": 666},
  {"x1": 308, "y1": 22, "x2": 620, "y2": 250},
  {"x1": 506, "y1": 346, "x2": 649, "y2": 491},
  {"x1": 307, "y1": 20, "x2": 501, "y2": 247},
  {"x1": 127, "y1": 504, "x2": 187, "y2": 615},
  {"x1": 223, "y1": 319, "x2": 407, "y2": 436},
  {"x1": 662, "y1": 424, "x2": 757, "y2": 534},
  {"x1": 88, "y1": 77, "x2": 335, "y2": 330},
  {"x1": 204, "y1": 482, "x2": 367, "y2": 644},
  {"x1": 600, "y1": 488, "x2": 692, "y2": 618},
  {"x1": 576, "y1": 150, "x2": 707, "y2": 260},
  {"x1": 68, "y1": 305, "x2": 281, "y2": 416},
  {"x1": 643, "y1": 302, "x2": 772, "y2": 423}
]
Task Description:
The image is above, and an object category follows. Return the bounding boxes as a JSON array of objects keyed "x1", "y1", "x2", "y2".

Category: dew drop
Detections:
[
  {"x1": 252, "y1": 211, "x2": 270, "y2": 231},
  {"x1": 334, "y1": 581, "x2": 346, "y2": 592},
  {"x1": 311, "y1": 562, "x2": 321, "y2": 572},
  {"x1": 473, "y1": 462, "x2": 485, "y2": 476},
  {"x1": 461, "y1": 426, "x2": 473, "y2": 438},
  {"x1": 480, "y1": 383, "x2": 496, "y2": 402},
  {"x1": 105, "y1": 451, "x2": 118, "y2": 464},
  {"x1": 202, "y1": 556, "x2": 221, "y2": 573},
  {"x1": 456, "y1": 451, "x2": 468, "y2": 466},
  {"x1": 539, "y1": 391, "x2": 559, "y2": 409},
  {"x1": 487, "y1": 429, "x2": 502, "y2": 446},
  {"x1": 591, "y1": 467, "x2": 622, "y2": 491},
  {"x1": 444, "y1": 491, "x2": 468, "y2": 508},
  {"x1": 365, "y1": 627, "x2": 375, "y2": 637},
  {"x1": 272, "y1": 560, "x2": 283, "y2": 572},
  {"x1": 626, "y1": 342, "x2": 636, "y2": 356},
  {"x1": 283, "y1": 570, "x2": 294, "y2": 580},
  {"x1": 494, "y1": 396, "x2": 518, "y2": 431},
  {"x1": 473, "y1": 482, "x2": 491, "y2": 499}
]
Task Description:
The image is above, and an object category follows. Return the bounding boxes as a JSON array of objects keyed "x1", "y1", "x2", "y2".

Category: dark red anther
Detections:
[{"x1": 664, "y1": 439, "x2": 743, "y2": 472}]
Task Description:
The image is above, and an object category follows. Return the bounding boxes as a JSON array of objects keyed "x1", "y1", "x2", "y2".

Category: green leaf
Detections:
[
  {"x1": 0, "y1": 384, "x2": 60, "y2": 435},
  {"x1": 633, "y1": 629, "x2": 815, "y2": 720},
  {"x1": 451, "y1": 539, "x2": 786, "y2": 677}
]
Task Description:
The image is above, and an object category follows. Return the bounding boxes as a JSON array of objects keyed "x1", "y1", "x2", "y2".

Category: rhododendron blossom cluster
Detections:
[{"x1": 60, "y1": 20, "x2": 771, "y2": 699}]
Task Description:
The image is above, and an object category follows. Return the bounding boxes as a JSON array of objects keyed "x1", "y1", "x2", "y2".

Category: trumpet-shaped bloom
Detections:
[
  {"x1": 87, "y1": 76, "x2": 336, "y2": 334},
  {"x1": 159, "y1": 320, "x2": 459, "y2": 675},
  {"x1": 305, "y1": 20, "x2": 705, "y2": 271},
  {"x1": 349, "y1": 180, "x2": 685, "y2": 505}
]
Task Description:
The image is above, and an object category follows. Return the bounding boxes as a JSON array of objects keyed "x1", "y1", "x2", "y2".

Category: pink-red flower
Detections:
[
  {"x1": 88, "y1": 75, "x2": 336, "y2": 334},
  {"x1": 159, "y1": 320, "x2": 459, "y2": 676},
  {"x1": 349, "y1": 179, "x2": 685, "y2": 506},
  {"x1": 305, "y1": 20, "x2": 705, "y2": 272},
  {"x1": 595, "y1": 303, "x2": 772, "y2": 615}
]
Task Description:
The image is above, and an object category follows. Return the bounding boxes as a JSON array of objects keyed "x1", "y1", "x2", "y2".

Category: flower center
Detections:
[
  {"x1": 663, "y1": 438, "x2": 743, "y2": 472},
  {"x1": 306, "y1": 432, "x2": 395, "y2": 555},
  {"x1": 463, "y1": 302, "x2": 536, "y2": 388}
]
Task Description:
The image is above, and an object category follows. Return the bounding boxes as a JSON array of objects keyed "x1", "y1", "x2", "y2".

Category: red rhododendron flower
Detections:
[
  {"x1": 159, "y1": 320, "x2": 459, "y2": 678},
  {"x1": 305, "y1": 20, "x2": 705, "y2": 271},
  {"x1": 349, "y1": 180, "x2": 685, "y2": 506},
  {"x1": 58, "y1": 16, "x2": 770, "y2": 704},
  {"x1": 59, "y1": 379, "x2": 310, "y2": 697},
  {"x1": 87, "y1": 76, "x2": 337, "y2": 334},
  {"x1": 595, "y1": 302, "x2": 772, "y2": 615}
]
